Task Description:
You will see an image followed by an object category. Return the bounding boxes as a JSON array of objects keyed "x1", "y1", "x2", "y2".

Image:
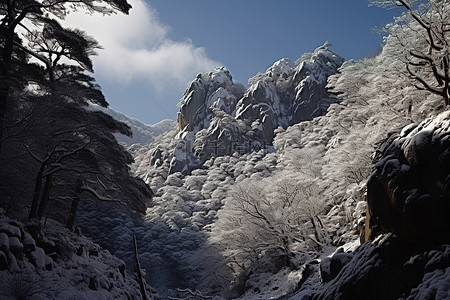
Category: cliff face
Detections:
[
  {"x1": 312, "y1": 110, "x2": 450, "y2": 299},
  {"x1": 171, "y1": 42, "x2": 344, "y2": 174}
]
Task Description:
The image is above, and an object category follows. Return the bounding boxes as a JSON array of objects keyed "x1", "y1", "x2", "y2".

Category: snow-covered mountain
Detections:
[
  {"x1": 169, "y1": 42, "x2": 344, "y2": 174},
  {"x1": 4, "y1": 14, "x2": 448, "y2": 298},
  {"x1": 75, "y1": 43, "x2": 348, "y2": 298},
  {"x1": 4, "y1": 1, "x2": 450, "y2": 299},
  {"x1": 90, "y1": 105, "x2": 176, "y2": 146},
  {"x1": 113, "y1": 31, "x2": 449, "y2": 299}
]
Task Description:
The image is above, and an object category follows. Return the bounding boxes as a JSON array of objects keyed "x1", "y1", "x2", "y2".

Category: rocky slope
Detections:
[
  {"x1": 0, "y1": 208, "x2": 158, "y2": 299},
  {"x1": 293, "y1": 233, "x2": 450, "y2": 300}
]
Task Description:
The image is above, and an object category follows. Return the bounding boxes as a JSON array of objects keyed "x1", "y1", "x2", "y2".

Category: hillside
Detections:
[
  {"x1": 77, "y1": 29, "x2": 448, "y2": 298},
  {"x1": 1, "y1": 1, "x2": 450, "y2": 299}
]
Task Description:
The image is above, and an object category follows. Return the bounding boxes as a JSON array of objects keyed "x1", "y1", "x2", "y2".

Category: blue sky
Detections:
[{"x1": 67, "y1": 1, "x2": 401, "y2": 125}]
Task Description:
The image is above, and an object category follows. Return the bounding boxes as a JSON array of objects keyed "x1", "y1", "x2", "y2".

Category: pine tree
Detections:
[{"x1": 0, "y1": 0, "x2": 131, "y2": 153}]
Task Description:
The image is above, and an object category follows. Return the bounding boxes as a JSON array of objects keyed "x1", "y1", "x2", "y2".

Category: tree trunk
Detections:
[
  {"x1": 310, "y1": 217, "x2": 323, "y2": 245},
  {"x1": 37, "y1": 173, "x2": 53, "y2": 219},
  {"x1": 66, "y1": 196, "x2": 80, "y2": 230},
  {"x1": 67, "y1": 180, "x2": 82, "y2": 229},
  {"x1": 0, "y1": 82, "x2": 6, "y2": 156},
  {"x1": 0, "y1": 62, "x2": 9, "y2": 157},
  {"x1": 29, "y1": 164, "x2": 46, "y2": 219},
  {"x1": 443, "y1": 56, "x2": 449, "y2": 107},
  {"x1": 0, "y1": 26, "x2": 16, "y2": 155},
  {"x1": 132, "y1": 235, "x2": 150, "y2": 300}
]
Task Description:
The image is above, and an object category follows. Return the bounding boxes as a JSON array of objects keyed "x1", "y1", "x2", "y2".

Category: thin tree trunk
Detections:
[
  {"x1": 29, "y1": 164, "x2": 46, "y2": 219},
  {"x1": 37, "y1": 173, "x2": 53, "y2": 219},
  {"x1": 0, "y1": 61, "x2": 10, "y2": 157},
  {"x1": 67, "y1": 180, "x2": 82, "y2": 229},
  {"x1": 0, "y1": 25, "x2": 16, "y2": 156},
  {"x1": 132, "y1": 235, "x2": 150, "y2": 300},
  {"x1": 0, "y1": 87, "x2": 6, "y2": 156},
  {"x1": 443, "y1": 57, "x2": 449, "y2": 107},
  {"x1": 66, "y1": 196, "x2": 80, "y2": 230}
]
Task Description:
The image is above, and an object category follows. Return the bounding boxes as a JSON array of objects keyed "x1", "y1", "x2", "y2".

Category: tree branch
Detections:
[
  {"x1": 406, "y1": 64, "x2": 444, "y2": 95},
  {"x1": 78, "y1": 184, "x2": 118, "y2": 202},
  {"x1": 398, "y1": 0, "x2": 445, "y2": 51},
  {"x1": 23, "y1": 144, "x2": 44, "y2": 163}
]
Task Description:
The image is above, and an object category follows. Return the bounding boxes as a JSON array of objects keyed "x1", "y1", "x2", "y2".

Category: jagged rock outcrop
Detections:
[
  {"x1": 177, "y1": 66, "x2": 245, "y2": 133},
  {"x1": 367, "y1": 110, "x2": 450, "y2": 244},
  {"x1": 170, "y1": 42, "x2": 344, "y2": 174},
  {"x1": 239, "y1": 41, "x2": 344, "y2": 134},
  {"x1": 169, "y1": 67, "x2": 246, "y2": 174}
]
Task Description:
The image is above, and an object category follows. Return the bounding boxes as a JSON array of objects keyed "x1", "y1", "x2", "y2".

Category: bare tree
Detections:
[
  {"x1": 212, "y1": 175, "x2": 327, "y2": 276},
  {"x1": 370, "y1": 0, "x2": 450, "y2": 106}
]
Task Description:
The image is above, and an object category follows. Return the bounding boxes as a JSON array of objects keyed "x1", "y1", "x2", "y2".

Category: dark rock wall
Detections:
[{"x1": 367, "y1": 111, "x2": 450, "y2": 245}]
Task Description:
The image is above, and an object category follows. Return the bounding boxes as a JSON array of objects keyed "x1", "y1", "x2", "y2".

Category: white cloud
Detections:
[{"x1": 64, "y1": 0, "x2": 220, "y2": 91}]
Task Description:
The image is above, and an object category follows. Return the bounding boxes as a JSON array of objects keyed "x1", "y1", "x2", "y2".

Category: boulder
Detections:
[
  {"x1": 305, "y1": 234, "x2": 450, "y2": 300},
  {"x1": 367, "y1": 111, "x2": 450, "y2": 245},
  {"x1": 8, "y1": 236, "x2": 23, "y2": 259},
  {"x1": 320, "y1": 251, "x2": 353, "y2": 283}
]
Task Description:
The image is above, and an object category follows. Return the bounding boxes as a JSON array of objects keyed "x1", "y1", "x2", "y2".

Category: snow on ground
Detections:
[{"x1": 0, "y1": 208, "x2": 157, "y2": 299}]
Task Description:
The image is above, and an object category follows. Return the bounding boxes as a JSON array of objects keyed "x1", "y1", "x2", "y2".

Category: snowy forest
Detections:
[{"x1": 1, "y1": 0, "x2": 450, "y2": 299}]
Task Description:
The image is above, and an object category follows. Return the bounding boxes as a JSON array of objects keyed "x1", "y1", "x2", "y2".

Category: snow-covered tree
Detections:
[
  {"x1": 0, "y1": 0, "x2": 131, "y2": 152},
  {"x1": 211, "y1": 174, "x2": 327, "y2": 278},
  {"x1": 370, "y1": 0, "x2": 450, "y2": 106}
]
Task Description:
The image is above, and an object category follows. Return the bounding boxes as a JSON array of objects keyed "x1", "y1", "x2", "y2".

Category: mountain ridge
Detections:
[
  {"x1": 168, "y1": 42, "x2": 344, "y2": 174},
  {"x1": 89, "y1": 104, "x2": 177, "y2": 146}
]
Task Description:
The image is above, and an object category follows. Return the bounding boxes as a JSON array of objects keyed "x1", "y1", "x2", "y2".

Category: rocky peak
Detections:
[
  {"x1": 265, "y1": 57, "x2": 295, "y2": 79},
  {"x1": 236, "y1": 41, "x2": 344, "y2": 142},
  {"x1": 170, "y1": 43, "x2": 344, "y2": 175},
  {"x1": 295, "y1": 41, "x2": 345, "y2": 78},
  {"x1": 177, "y1": 66, "x2": 243, "y2": 133}
]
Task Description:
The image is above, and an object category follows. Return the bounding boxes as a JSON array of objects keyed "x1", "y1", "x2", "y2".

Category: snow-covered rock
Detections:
[
  {"x1": 0, "y1": 210, "x2": 158, "y2": 299},
  {"x1": 367, "y1": 110, "x2": 450, "y2": 244},
  {"x1": 290, "y1": 234, "x2": 450, "y2": 300},
  {"x1": 243, "y1": 41, "x2": 344, "y2": 129},
  {"x1": 177, "y1": 66, "x2": 244, "y2": 133},
  {"x1": 170, "y1": 42, "x2": 343, "y2": 174}
]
